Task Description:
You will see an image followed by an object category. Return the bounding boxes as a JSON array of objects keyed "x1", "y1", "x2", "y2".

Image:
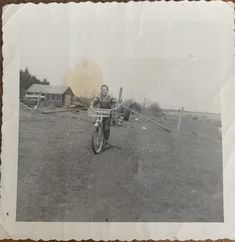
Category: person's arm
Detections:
[
  {"x1": 111, "y1": 97, "x2": 116, "y2": 104},
  {"x1": 111, "y1": 97, "x2": 121, "y2": 110}
]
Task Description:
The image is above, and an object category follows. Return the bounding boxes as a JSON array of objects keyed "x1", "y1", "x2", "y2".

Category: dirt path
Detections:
[{"x1": 16, "y1": 109, "x2": 223, "y2": 222}]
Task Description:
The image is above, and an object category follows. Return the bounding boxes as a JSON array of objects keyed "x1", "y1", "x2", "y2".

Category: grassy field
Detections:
[{"x1": 16, "y1": 107, "x2": 223, "y2": 222}]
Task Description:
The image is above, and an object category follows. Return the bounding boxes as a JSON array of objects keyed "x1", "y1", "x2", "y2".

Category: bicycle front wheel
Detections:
[{"x1": 91, "y1": 126, "x2": 104, "y2": 154}]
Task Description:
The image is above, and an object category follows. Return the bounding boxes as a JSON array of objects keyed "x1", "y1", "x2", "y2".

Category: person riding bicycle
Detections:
[{"x1": 91, "y1": 84, "x2": 117, "y2": 147}]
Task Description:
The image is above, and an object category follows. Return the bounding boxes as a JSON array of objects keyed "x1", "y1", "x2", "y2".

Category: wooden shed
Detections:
[{"x1": 27, "y1": 84, "x2": 74, "y2": 107}]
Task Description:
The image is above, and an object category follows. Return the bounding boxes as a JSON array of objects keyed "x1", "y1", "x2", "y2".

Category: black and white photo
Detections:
[{"x1": 1, "y1": 1, "x2": 235, "y2": 239}]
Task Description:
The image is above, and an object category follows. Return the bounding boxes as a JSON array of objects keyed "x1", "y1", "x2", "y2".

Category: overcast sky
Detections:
[{"x1": 8, "y1": 1, "x2": 234, "y2": 112}]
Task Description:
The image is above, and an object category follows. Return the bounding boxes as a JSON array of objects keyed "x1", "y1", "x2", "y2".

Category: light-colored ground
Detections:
[{"x1": 16, "y1": 107, "x2": 223, "y2": 222}]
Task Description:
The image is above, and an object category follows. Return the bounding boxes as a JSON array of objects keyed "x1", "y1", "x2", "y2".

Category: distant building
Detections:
[{"x1": 27, "y1": 84, "x2": 74, "y2": 106}]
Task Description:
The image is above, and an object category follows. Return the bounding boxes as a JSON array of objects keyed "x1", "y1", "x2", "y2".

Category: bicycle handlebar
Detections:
[{"x1": 90, "y1": 103, "x2": 121, "y2": 112}]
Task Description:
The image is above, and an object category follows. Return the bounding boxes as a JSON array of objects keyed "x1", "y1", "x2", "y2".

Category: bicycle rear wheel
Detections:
[{"x1": 91, "y1": 126, "x2": 104, "y2": 154}]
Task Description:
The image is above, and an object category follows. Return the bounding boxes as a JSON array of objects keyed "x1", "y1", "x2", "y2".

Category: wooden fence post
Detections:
[
  {"x1": 177, "y1": 106, "x2": 184, "y2": 131},
  {"x1": 116, "y1": 87, "x2": 123, "y2": 125},
  {"x1": 119, "y1": 87, "x2": 123, "y2": 102}
]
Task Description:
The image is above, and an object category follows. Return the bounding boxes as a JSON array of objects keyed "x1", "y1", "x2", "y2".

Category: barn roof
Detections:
[{"x1": 27, "y1": 84, "x2": 71, "y2": 95}]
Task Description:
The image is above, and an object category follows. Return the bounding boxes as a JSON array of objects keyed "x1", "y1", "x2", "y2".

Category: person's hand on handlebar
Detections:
[{"x1": 112, "y1": 101, "x2": 122, "y2": 111}]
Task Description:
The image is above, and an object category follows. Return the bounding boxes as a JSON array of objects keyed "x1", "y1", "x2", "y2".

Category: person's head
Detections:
[{"x1": 101, "y1": 84, "x2": 109, "y2": 96}]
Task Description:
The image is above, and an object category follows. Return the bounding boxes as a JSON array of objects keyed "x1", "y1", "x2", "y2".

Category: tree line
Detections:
[{"x1": 20, "y1": 68, "x2": 50, "y2": 98}]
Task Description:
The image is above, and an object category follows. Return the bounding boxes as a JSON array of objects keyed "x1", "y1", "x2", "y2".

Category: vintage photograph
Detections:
[{"x1": 15, "y1": 2, "x2": 225, "y2": 222}]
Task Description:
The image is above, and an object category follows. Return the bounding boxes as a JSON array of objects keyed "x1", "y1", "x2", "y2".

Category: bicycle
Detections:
[{"x1": 88, "y1": 104, "x2": 120, "y2": 154}]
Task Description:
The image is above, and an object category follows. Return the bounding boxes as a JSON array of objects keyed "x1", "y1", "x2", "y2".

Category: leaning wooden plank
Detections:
[
  {"x1": 20, "y1": 102, "x2": 33, "y2": 111},
  {"x1": 121, "y1": 103, "x2": 171, "y2": 132},
  {"x1": 40, "y1": 110, "x2": 68, "y2": 114}
]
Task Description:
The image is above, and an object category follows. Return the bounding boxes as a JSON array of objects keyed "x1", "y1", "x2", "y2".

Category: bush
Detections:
[
  {"x1": 123, "y1": 99, "x2": 141, "y2": 113},
  {"x1": 148, "y1": 102, "x2": 161, "y2": 116}
]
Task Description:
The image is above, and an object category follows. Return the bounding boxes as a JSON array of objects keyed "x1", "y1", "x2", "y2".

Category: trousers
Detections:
[{"x1": 102, "y1": 117, "x2": 111, "y2": 141}]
